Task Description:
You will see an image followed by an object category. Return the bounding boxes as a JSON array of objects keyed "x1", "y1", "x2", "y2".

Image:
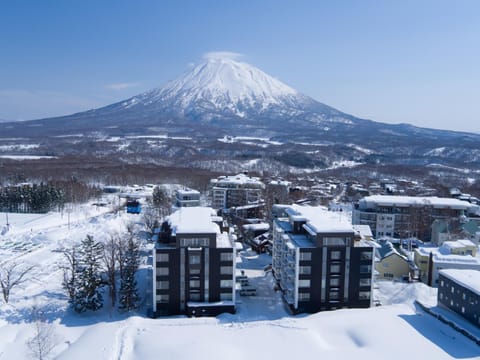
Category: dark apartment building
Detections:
[
  {"x1": 152, "y1": 207, "x2": 235, "y2": 317},
  {"x1": 272, "y1": 204, "x2": 374, "y2": 313},
  {"x1": 438, "y1": 269, "x2": 480, "y2": 327}
]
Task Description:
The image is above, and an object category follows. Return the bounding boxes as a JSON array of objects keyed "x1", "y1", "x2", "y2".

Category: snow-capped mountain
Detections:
[
  {"x1": 112, "y1": 52, "x2": 342, "y2": 125},
  {"x1": 1, "y1": 52, "x2": 480, "y2": 175}
]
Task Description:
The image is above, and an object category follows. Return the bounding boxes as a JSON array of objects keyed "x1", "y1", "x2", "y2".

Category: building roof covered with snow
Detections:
[
  {"x1": 167, "y1": 207, "x2": 220, "y2": 235},
  {"x1": 210, "y1": 173, "x2": 265, "y2": 188},
  {"x1": 288, "y1": 205, "x2": 354, "y2": 234},
  {"x1": 358, "y1": 195, "x2": 476, "y2": 210}
]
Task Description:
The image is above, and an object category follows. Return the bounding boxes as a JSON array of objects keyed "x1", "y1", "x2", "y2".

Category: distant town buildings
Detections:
[
  {"x1": 272, "y1": 204, "x2": 374, "y2": 313},
  {"x1": 152, "y1": 207, "x2": 235, "y2": 316},
  {"x1": 175, "y1": 188, "x2": 201, "y2": 207},
  {"x1": 414, "y1": 239, "x2": 480, "y2": 286},
  {"x1": 352, "y1": 195, "x2": 479, "y2": 242},
  {"x1": 210, "y1": 173, "x2": 265, "y2": 210},
  {"x1": 438, "y1": 269, "x2": 480, "y2": 328}
]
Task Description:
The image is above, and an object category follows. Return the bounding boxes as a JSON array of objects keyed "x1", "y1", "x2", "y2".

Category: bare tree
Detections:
[
  {"x1": 143, "y1": 206, "x2": 159, "y2": 234},
  {"x1": 0, "y1": 261, "x2": 35, "y2": 303},
  {"x1": 116, "y1": 235, "x2": 128, "y2": 281},
  {"x1": 60, "y1": 247, "x2": 79, "y2": 303},
  {"x1": 103, "y1": 234, "x2": 119, "y2": 307},
  {"x1": 27, "y1": 306, "x2": 58, "y2": 360}
]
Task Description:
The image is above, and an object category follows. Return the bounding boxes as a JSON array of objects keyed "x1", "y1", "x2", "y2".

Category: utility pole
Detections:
[{"x1": 5, "y1": 212, "x2": 9, "y2": 228}]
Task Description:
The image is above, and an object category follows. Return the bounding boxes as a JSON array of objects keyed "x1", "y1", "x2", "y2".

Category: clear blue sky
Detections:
[{"x1": 1, "y1": 0, "x2": 479, "y2": 132}]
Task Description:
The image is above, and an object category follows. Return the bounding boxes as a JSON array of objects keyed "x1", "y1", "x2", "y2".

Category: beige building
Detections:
[
  {"x1": 414, "y1": 239, "x2": 480, "y2": 286},
  {"x1": 375, "y1": 240, "x2": 410, "y2": 280}
]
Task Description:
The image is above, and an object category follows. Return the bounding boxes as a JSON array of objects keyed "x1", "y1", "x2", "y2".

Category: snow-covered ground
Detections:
[{"x1": 0, "y1": 201, "x2": 479, "y2": 359}]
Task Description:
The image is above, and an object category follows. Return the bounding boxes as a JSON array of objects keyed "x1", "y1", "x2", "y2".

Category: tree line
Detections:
[
  {"x1": 0, "y1": 183, "x2": 64, "y2": 213},
  {"x1": 0, "y1": 180, "x2": 102, "y2": 214}
]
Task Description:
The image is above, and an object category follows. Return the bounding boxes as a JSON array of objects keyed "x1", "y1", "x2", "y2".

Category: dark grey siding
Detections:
[{"x1": 438, "y1": 273, "x2": 480, "y2": 327}]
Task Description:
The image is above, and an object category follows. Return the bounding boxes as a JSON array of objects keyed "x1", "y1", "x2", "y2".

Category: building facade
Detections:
[
  {"x1": 414, "y1": 241, "x2": 480, "y2": 286},
  {"x1": 175, "y1": 188, "x2": 201, "y2": 207},
  {"x1": 375, "y1": 240, "x2": 411, "y2": 281},
  {"x1": 210, "y1": 173, "x2": 265, "y2": 210},
  {"x1": 152, "y1": 207, "x2": 235, "y2": 317},
  {"x1": 272, "y1": 205, "x2": 374, "y2": 313},
  {"x1": 352, "y1": 195, "x2": 478, "y2": 241},
  {"x1": 438, "y1": 269, "x2": 480, "y2": 327}
]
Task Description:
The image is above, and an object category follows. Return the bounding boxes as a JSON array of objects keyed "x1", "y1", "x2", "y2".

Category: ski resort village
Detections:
[
  {"x1": 2, "y1": 7, "x2": 480, "y2": 358},
  {"x1": 1, "y1": 173, "x2": 480, "y2": 359}
]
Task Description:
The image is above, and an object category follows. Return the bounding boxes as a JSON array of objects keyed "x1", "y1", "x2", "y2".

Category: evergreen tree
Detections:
[
  {"x1": 73, "y1": 235, "x2": 104, "y2": 313},
  {"x1": 118, "y1": 236, "x2": 140, "y2": 312}
]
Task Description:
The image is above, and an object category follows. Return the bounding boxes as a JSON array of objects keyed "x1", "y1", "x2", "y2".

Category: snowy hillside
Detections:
[{"x1": 1, "y1": 197, "x2": 479, "y2": 359}]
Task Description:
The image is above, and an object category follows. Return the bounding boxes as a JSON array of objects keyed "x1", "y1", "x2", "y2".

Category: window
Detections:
[
  {"x1": 220, "y1": 292, "x2": 233, "y2": 301},
  {"x1": 156, "y1": 294, "x2": 169, "y2": 303},
  {"x1": 220, "y1": 279, "x2": 233, "y2": 288},
  {"x1": 189, "y1": 255, "x2": 201, "y2": 265},
  {"x1": 330, "y1": 264, "x2": 341, "y2": 274},
  {"x1": 157, "y1": 267, "x2": 169, "y2": 276},
  {"x1": 220, "y1": 252, "x2": 233, "y2": 262},
  {"x1": 451, "y1": 287, "x2": 454, "y2": 294},
  {"x1": 462, "y1": 293, "x2": 466, "y2": 300},
  {"x1": 298, "y1": 279, "x2": 311, "y2": 288},
  {"x1": 359, "y1": 278, "x2": 371, "y2": 287},
  {"x1": 359, "y1": 291, "x2": 370, "y2": 300},
  {"x1": 156, "y1": 281, "x2": 169, "y2": 290},
  {"x1": 300, "y1": 252, "x2": 312, "y2": 261},
  {"x1": 323, "y1": 237, "x2": 347, "y2": 246},
  {"x1": 360, "y1": 265, "x2": 372, "y2": 274},
  {"x1": 360, "y1": 251, "x2": 372, "y2": 261},
  {"x1": 156, "y1": 253, "x2": 169, "y2": 262},
  {"x1": 179, "y1": 238, "x2": 209, "y2": 247},
  {"x1": 298, "y1": 292, "x2": 310, "y2": 301},
  {"x1": 329, "y1": 291, "x2": 339, "y2": 300},
  {"x1": 190, "y1": 268, "x2": 200, "y2": 275},
  {"x1": 330, "y1": 250, "x2": 341, "y2": 260},
  {"x1": 439, "y1": 293, "x2": 443, "y2": 300},
  {"x1": 299, "y1": 266, "x2": 311, "y2": 275},
  {"x1": 220, "y1": 266, "x2": 233, "y2": 275},
  {"x1": 462, "y1": 306, "x2": 465, "y2": 314},
  {"x1": 189, "y1": 291, "x2": 201, "y2": 301},
  {"x1": 440, "y1": 280, "x2": 444, "y2": 287},
  {"x1": 330, "y1": 278, "x2": 340, "y2": 287},
  {"x1": 189, "y1": 280, "x2": 200, "y2": 288}
]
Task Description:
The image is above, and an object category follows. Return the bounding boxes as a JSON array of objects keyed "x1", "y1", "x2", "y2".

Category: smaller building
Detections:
[
  {"x1": 375, "y1": 240, "x2": 410, "y2": 281},
  {"x1": 438, "y1": 269, "x2": 480, "y2": 328},
  {"x1": 126, "y1": 199, "x2": 141, "y2": 214},
  {"x1": 175, "y1": 188, "x2": 201, "y2": 207},
  {"x1": 441, "y1": 240, "x2": 477, "y2": 257},
  {"x1": 210, "y1": 173, "x2": 265, "y2": 210},
  {"x1": 414, "y1": 241, "x2": 480, "y2": 286}
]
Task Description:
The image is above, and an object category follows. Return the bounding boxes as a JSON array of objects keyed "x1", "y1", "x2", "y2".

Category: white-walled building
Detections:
[
  {"x1": 353, "y1": 195, "x2": 478, "y2": 241},
  {"x1": 210, "y1": 173, "x2": 264, "y2": 210}
]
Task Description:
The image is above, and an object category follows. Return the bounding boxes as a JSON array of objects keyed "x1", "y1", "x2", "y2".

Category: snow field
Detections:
[{"x1": 0, "y1": 200, "x2": 479, "y2": 359}]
